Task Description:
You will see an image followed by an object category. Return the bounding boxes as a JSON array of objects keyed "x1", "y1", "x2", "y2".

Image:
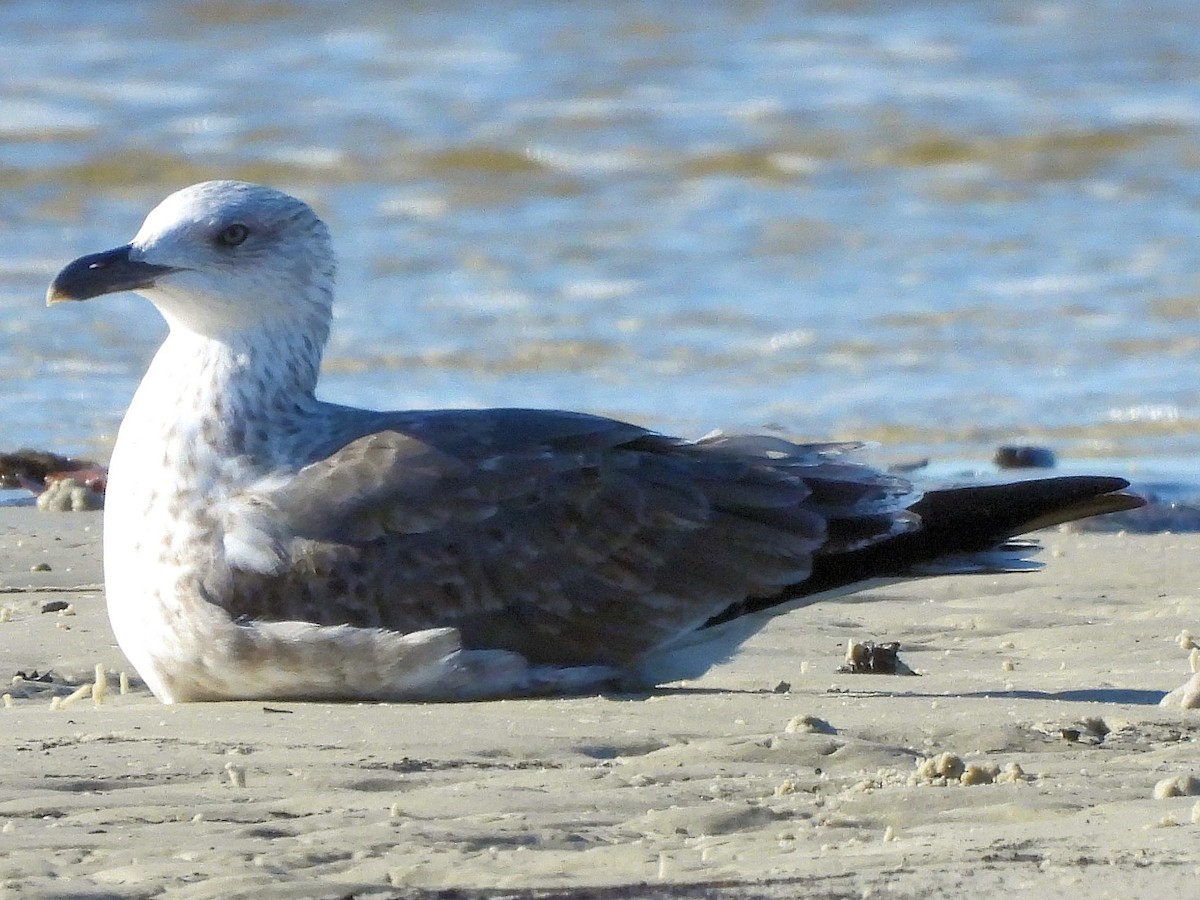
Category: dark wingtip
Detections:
[
  {"x1": 756, "y1": 475, "x2": 1148, "y2": 613},
  {"x1": 912, "y1": 475, "x2": 1146, "y2": 542},
  {"x1": 1012, "y1": 487, "x2": 1144, "y2": 534}
]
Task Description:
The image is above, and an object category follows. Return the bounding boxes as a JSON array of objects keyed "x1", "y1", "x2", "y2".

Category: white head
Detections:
[{"x1": 48, "y1": 181, "x2": 336, "y2": 343}]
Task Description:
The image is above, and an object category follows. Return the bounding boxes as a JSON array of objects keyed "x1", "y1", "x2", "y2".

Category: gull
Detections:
[{"x1": 47, "y1": 181, "x2": 1142, "y2": 703}]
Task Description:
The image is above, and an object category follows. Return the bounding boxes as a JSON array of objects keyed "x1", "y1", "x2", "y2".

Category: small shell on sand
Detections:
[{"x1": 1152, "y1": 775, "x2": 1200, "y2": 799}]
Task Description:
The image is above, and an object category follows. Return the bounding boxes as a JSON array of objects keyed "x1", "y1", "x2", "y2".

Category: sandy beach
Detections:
[{"x1": 0, "y1": 506, "x2": 1197, "y2": 899}]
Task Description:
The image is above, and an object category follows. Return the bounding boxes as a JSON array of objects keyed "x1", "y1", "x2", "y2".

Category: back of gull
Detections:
[{"x1": 46, "y1": 181, "x2": 1143, "y2": 702}]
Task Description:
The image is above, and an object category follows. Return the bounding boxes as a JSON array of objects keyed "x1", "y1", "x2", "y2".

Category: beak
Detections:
[{"x1": 46, "y1": 244, "x2": 180, "y2": 306}]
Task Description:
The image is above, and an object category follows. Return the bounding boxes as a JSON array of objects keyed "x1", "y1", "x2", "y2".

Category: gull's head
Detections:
[{"x1": 47, "y1": 181, "x2": 336, "y2": 339}]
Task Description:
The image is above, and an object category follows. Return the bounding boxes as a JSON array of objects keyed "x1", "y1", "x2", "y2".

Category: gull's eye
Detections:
[{"x1": 215, "y1": 223, "x2": 250, "y2": 247}]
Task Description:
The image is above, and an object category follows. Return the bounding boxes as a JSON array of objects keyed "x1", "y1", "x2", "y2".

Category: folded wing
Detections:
[{"x1": 224, "y1": 411, "x2": 921, "y2": 666}]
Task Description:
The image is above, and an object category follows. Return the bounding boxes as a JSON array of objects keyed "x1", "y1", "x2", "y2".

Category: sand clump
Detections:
[
  {"x1": 784, "y1": 714, "x2": 837, "y2": 735},
  {"x1": 34, "y1": 476, "x2": 103, "y2": 512},
  {"x1": 911, "y1": 753, "x2": 1028, "y2": 787},
  {"x1": 837, "y1": 639, "x2": 916, "y2": 675},
  {"x1": 1152, "y1": 774, "x2": 1200, "y2": 800}
]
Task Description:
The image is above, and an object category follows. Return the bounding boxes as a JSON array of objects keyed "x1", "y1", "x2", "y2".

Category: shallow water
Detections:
[{"x1": 2, "y1": 0, "x2": 1199, "y2": 479}]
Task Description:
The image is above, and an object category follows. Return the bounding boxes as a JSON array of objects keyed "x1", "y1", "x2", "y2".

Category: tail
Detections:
[{"x1": 711, "y1": 476, "x2": 1143, "y2": 622}]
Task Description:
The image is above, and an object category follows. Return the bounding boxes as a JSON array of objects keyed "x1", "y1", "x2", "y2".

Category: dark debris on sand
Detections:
[{"x1": 0, "y1": 448, "x2": 105, "y2": 493}]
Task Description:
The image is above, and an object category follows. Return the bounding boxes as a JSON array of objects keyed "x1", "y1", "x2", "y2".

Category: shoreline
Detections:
[{"x1": 1, "y1": 508, "x2": 1198, "y2": 897}]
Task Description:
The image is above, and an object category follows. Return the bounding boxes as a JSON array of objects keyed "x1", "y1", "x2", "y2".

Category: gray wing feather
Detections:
[{"x1": 230, "y1": 410, "x2": 918, "y2": 666}]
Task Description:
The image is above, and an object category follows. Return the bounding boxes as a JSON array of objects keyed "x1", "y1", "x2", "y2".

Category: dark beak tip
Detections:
[{"x1": 45, "y1": 244, "x2": 172, "y2": 305}]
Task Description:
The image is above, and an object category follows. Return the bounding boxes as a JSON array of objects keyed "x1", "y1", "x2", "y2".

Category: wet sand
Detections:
[{"x1": 1, "y1": 507, "x2": 1197, "y2": 898}]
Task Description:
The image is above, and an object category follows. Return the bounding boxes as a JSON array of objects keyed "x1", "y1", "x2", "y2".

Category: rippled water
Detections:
[{"x1": 2, "y1": 1, "x2": 1200, "y2": 476}]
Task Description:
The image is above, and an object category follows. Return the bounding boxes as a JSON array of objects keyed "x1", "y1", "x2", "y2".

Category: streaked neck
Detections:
[{"x1": 124, "y1": 324, "x2": 323, "y2": 463}]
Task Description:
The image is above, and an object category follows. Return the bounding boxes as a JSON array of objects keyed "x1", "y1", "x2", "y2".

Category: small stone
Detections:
[{"x1": 994, "y1": 445, "x2": 1056, "y2": 469}]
